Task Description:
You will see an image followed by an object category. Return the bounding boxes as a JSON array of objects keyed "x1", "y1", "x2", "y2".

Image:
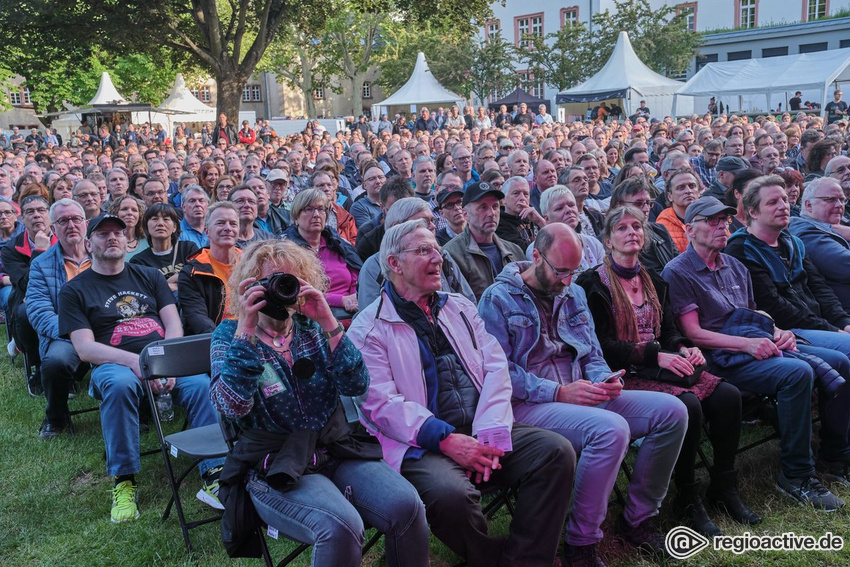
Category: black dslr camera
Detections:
[{"x1": 250, "y1": 272, "x2": 301, "y2": 320}]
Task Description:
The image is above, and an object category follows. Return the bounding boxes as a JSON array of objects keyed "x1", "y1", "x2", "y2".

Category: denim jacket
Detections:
[{"x1": 478, "y1": 262, "x2": 612, "y2": 404}]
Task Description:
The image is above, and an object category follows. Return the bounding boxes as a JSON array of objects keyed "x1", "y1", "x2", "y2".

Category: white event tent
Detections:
[
  {"x1": 133, "y1": 73, "x2": 216, "y2": 134},
  {"x1": 556, "y1": 31, "x2": 690, "y2": 118},
  {"x1": 672, "y1": 48, "x2": 850, "y2": 117},
  {"x1": 371, "y1": 52, "x2": 466, "y2": 118}
]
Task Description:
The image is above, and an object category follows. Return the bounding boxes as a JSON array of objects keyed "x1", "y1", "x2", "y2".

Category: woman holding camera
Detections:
[
  {"x1": 282, "y1": 189, "x2": 361, "y2": 319},
  {"x1": 577, "y1": 206, "x2": 759, "y2": 537},
  {"x1": 210, "y1": 239, "x2": 427, "y2": 567}
]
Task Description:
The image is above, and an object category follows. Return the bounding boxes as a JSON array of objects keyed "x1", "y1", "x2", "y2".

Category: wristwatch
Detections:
[{"x1": 324, "y1": 322, "x2": 345, "y2": 339}]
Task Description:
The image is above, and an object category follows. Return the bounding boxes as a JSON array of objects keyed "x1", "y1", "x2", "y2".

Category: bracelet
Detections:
[
  {"x1": 323, "y1": 322, "x2": 345, "y2": 339},
  {"x1": 234, "y1": 331, "x2": 258, "y2": 345}
]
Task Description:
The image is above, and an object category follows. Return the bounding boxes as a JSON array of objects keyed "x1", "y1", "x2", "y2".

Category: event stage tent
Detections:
[
  {"x1": 489, "y1": 87, "x2": 550, "y2": 112},
  {"x1": 371, "y1": 52, "x2": 466, "y2": 118},
  {"x1": 556, "y1": 31, "x2": 690, "y2": 118},
  {"x1": 672, "y1": 48, "x2": 850, "y2": 117},
  {"x1": 133, "y1": 73, "x2": 216, "y2": 134}
]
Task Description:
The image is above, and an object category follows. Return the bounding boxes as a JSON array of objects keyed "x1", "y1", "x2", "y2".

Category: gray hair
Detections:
[
  {"x1": 106, "y1": 167, "x2": 127, "y2": 182},
  {"x1": 380, "y1": 218, "x2": 431, "y2": 279},
  {"x1": 49, "y1": 198, "x2": 85, "y2": 223},
  {"x1": 825, "y1": 156, "x2": 849, "y2": 177},
  {"x1": 290, "y1": 188, "x2": 329, "y2": 221},
  {"x1": 502, "y1": 175, "x2": 529, "y2": 197},
  {"x1": 801, "y1": 177, "x2": 842, "y2": 211},
  {"x1": 205, "y1": 201, "x2": 239, "y2": 228},
  {"x1": 385, "y1": 197, "x2": 431, "y2": 228},
  {"x1": 539, "y1": 185, "x2": 572, "y2": 216},
  {"x1": 181, "y1": 184, "x2": 210, "y2": 203},
  {"x1": 506, "y1": 149, "x2": 529, "y2": 168},
  {"x1": 412, "y1": 156, "x2": 434, "y2": 173},
  {"x1": 660, "y1": 151, "x2": 688, "y2": 175}
]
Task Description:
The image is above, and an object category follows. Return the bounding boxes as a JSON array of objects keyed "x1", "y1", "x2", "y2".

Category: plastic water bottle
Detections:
[{"x1": 156, "y1": 379, "x2": 174, "y2": 422}]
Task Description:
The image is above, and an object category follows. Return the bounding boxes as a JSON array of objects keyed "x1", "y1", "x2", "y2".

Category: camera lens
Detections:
[{"x1": 265, "y1": 273, "x2": 300, "y2": 306}]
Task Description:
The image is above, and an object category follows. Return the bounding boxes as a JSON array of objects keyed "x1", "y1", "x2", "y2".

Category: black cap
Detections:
[
  {"x1": 684, "y1": 196, "x2": 737, "y2": 224},
  {"x1": 461, "y1": 181, "x2": 505, "y2": 206},
  {"x1": 436, "y1": 188, "x2": 464, "y2": 207},
  {"x1": 86, "y1": 213, "x2": 126, "y2": 238},
  {"x1": 716, "y1": 156, "x2": 750, "y2": 173}
]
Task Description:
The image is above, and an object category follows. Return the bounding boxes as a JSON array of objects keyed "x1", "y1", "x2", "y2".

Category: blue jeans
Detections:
[
  {"x1": 247, "y1": 460, "x2": 428, "y2": 567},
  {"x1": 793, "y1": 329, "x2": 850, "y2": 462},
  {"x1": 0, "y1": 284, "x2": 11, "y2": 311},
  {"x1": 90, "y1": 363, "x2": 223, "y2": 477},
  {"x1": 513, "y1": 390, "x2": 687, "y2": 546},
  {"x1": 716, "y1": 355, "x2": 814, "y2": 478}
]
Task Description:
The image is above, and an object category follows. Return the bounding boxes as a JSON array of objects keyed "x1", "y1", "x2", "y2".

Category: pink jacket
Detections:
[{"x1": 347, "y1": 290, "x2": 514, "y2": 472}]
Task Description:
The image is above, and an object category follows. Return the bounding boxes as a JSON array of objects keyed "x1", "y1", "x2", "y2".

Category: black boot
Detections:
[
  {"x1": 675, "y1": 481, "x2": 723, "y2": 537},
  {"x1": 706, "y1": 469, "x2": 762, "y2": 525}
]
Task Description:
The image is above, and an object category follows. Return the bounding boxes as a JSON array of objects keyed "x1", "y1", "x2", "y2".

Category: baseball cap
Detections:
[
  {"x1": 266, "y1": 169, "x2": 290, "y2": 183},
  {"x1": 684, "y1": 196, "x2": 736, "y2": 224},
  {"x1": 499, "y1": 140, "x2": 515, "y2": 149},
  {"x1": 436, "y1": 188, "x2": 464, "y2": 207},
  {"x1": 86, "y1": 213, "x2": 126, "y2": 238},
  {"x1": 715, "y1": 156, "x2": 750, "y2": 173},
  {"x1": 462, "y1": 181, "x2": 504, "y2": 206}
]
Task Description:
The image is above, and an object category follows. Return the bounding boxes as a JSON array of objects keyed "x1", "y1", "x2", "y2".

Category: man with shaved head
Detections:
[{"x1": 479, "y1": 222, "x2": 687, "y2": 566}]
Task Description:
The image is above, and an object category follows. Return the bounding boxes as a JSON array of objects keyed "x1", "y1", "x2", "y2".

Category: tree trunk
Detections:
[
  {"x1": 350, "y1": 73, "x2": 364, "y2": 117},
  {"x1": 216, "y1": 74, "x2": 247, "y2": 125},
  {"x1": 300, "y1": 52, "x2": 317, "y2": 119}
]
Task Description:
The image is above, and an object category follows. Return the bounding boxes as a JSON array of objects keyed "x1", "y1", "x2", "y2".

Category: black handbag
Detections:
[{"x1": 636, "y1": 356, "x2": 705, "y2": 388}]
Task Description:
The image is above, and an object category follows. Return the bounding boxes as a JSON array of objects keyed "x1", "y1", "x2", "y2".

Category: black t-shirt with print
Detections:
[{"x1": 59, "y1": 264, "x2": 175, "y2": 354}]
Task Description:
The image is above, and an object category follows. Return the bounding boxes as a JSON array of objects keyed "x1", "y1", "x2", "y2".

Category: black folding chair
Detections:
[{"x1": 139, "y1": 333, "x2": 228, "y2": 552}]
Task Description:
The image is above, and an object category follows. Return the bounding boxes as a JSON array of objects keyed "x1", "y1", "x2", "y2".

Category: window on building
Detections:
[
  {"x1": 518, "y1": 71, "x2": 543, "y2": 99},
  {"x1": 190, "y1": 87, "x2": 200, "y2": 99},
  {"x1": 486, "y1": 20, "x2": 500, "y2": 40},
  {"x1": 251, "y1": 85, "x2": 262, "y2": 102},
  {"x1": 362, "y1": 81, "x2": 372, "y2": 99},
  {"x1": 696, "y1": 53, "x2": 718, "y2": 71},
  {"x1": 22, "y1": 87, "x2": 30, "y2": 105},
  {"x1": 9, "y1": 90, "x2": 21, "y2": 106},
  {"x1": 676, "y1": 3, "x2": 697, "y2": 31},
  {"x1": 806, "y1": 0, "x2": 827, "y2": 21},
  {"x1": 515, "y1": 14, "x2": 543, "y2": 48},
  {"x1": 200, "y1": 87, "x2": 211, "y2": 103},
  {"x1": 314, "y1": 86, "x2": 324, "y2": 100},
  {"x1": 841, "y1": 39, "x2": 850, "y2": 49},
  {"x1": 737, "y1": 0, "x2": 757, "y2": 29},
  {"x1": 561, "y1": 7, "x2": 579, "y2": 28},
  {"x1": 728, "y1": 50, "x2": 752, "y2": 61},
  {"x1": 800, "y1": 42, "x2": 828, "y2": 53},
  {"x1": 762, "y1": 46, "x2": 789, "y2": 57},
  {"x1": 242, "y1": 85, "x2": 252, "y2": 103}
]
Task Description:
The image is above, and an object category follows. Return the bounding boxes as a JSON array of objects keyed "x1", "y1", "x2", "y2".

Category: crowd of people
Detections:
[{"x1": 4, "y1": 97, "x2": 850, "y2": 567}]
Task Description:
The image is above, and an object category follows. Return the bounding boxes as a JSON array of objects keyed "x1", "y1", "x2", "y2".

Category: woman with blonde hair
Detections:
[{"x1": 210, "y1": 239, "x2": 427, "y2": 567}]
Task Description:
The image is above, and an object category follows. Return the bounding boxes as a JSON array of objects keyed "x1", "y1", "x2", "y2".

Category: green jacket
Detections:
[{"x1": 443, "y1": 227, "x2": 524, "y2": 302}]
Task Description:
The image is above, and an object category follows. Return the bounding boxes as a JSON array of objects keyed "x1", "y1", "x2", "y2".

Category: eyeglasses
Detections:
[
  {"x1": 623, "y1": 199, "x2": 653, "y2": 208},
  {"x1": 0, "y1": 210, "x2": 16, "y2": 217},
  {"x1": 400, "y1": 244, "x2": 441, "y2": 258},
  {"x1": 233, "y1": 197, "x2": 258, "y2": 206},
  {"x1": 539, "y1": 251, "x2": 577, "y2": 279},
  {"x1": 813, "y1": 196, "x2": 848, "y2": 206},
  {"x1": 440, "y1": 201, "x2": 463, "y2": 211},
  {"x1": 145, "y1": 190, "x2": 166, "y2": 197},
  {"x1": 692, "y1": 215, "x2": 732, "y2": 227},
  {"x1": 53, "y1": 216, "x2": 85, "y2": 227},
  {"x1": 302, "y1": 206, "x2": 328, "y2": 216},
  {"x1": 455, "y1": 155, "x2": 472, "y2": 161}
]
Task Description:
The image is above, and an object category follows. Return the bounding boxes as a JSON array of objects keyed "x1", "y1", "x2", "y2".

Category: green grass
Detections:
[{"x1": 0, "y1": 329, "x2": 848, "y2": 566}]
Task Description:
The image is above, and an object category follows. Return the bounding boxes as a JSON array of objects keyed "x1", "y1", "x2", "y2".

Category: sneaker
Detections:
[
  {"x1": 111, "y1": 480, "x2": 140, "y2": 523},
  {"x1": 7, "y1": 337, "x2": 17, "y2": 360},
  {"x1": 816, "y1": 459, "x2": 850, "y2": 488},
  {"x1": 776, "y1": 471, "x2": 845, "y2": 511},
  {"x1": 38, "y1": 419, "x2": 68, "y2": 440},
  {"x1": 563, "y1": 542, "x2": 607, "y2": 567},
  {"x1": 618, "y1": 515, "x2": 668, "y2": 557},
  {"x1": 197, "y1": 466, "x2": 224, "y2": 510},
  {"x1": 26, "y1": 372, "x2": 43, "y2": 398}
]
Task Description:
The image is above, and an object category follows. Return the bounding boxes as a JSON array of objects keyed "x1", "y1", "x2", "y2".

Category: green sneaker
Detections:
[
  {"x1": 197, "y1": 466, "x2": 224, "y2": 510},
  {"x1": 111, "y1": 480, "x2": 140, "y2": 523}
]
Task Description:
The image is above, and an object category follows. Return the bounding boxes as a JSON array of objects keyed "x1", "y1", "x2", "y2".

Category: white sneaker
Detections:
[{"x1": 7, "y1": 338, "x2": 17, "y2": 360}]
